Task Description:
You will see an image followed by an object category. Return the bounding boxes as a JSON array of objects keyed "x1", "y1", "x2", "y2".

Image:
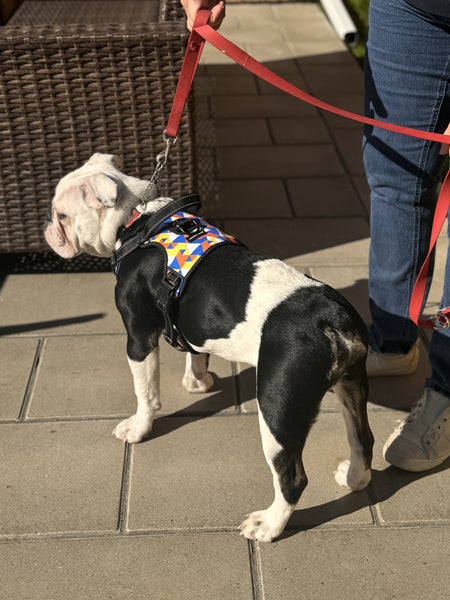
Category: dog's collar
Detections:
[{"x1": 125, "y1": 209, "x2": 142, "y2": 229}]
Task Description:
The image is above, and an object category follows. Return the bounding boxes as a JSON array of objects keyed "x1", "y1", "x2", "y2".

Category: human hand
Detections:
[
  {"x1": 180, "y1": 0, "x2": 226, "y2": 31},
  {"x1": 439, "y1": 123, "x2": 450, "y2": 156}
]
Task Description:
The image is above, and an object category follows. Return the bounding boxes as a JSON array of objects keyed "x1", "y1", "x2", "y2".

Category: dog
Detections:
[{"x1": 45, "y1": 153, "x2": 374, "y2": 542}]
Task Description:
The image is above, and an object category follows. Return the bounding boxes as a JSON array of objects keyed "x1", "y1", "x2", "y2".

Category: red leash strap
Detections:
[
  {"x1": 409, "y1": 171, "x2": 450, "y2": 330},
  {"x1": 165, "y1": 10, "x2": 210, "y2": 139},
  {"x1": 166, "y1": 10, "x2": 450, "y2": 329}
]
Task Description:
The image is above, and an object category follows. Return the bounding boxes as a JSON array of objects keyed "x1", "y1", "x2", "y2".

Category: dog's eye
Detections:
[{"x1": 58, "y1": 213, "x2": 67, "y2": 223}]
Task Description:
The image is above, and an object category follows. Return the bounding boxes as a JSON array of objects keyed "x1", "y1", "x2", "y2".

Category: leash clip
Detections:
[
  {"x1": 139, "y1": 133, "x2": 177, "y2": 209},
  {"x1": 432, "y1": 311, "x2": 450, "y2": 330}
]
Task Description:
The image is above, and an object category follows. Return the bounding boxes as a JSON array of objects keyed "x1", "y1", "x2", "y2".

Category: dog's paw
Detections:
[
  {"x1": 334, "y1": 460, "x2": 371, "y2": 491},
  {"x1": 112, "y1": 415, "x2": 153, "y2": 444},
  {"x1": 182, "y1": 372, "x2": 214, "y2": 394},
  {"x1": 239, "y1": 510, "x2": 282, "y2": 543}
]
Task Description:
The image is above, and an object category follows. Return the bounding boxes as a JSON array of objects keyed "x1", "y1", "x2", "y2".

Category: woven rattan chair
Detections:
[{"x1": 0, "y1": 0, "x2": 194, "y2": 253}]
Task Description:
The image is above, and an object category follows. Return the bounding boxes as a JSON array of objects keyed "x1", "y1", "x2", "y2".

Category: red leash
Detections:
[{"x1": 165, "y1": 10, "x2": 450, "y2": 330}]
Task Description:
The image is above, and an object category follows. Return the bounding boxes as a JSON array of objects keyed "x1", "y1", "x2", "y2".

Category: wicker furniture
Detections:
[{"x1": 0, "y1": 0, "x2": 193, "y2": 253}]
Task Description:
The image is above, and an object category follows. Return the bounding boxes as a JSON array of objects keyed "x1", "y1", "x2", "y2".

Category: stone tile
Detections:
[
  {"x1": 0, "y1": 338, "x2": 38, "y2": 420},
  {"x1": 352, "y1": 174, "x2": 371, "y2": 214},
  {"x1": 128, "y1": 413, "x2": 373, "y2": 533},
  {"x1": 274, "y1": 3, "x2": 345, "y2": 44},
  {"x1": 215, "y1": 118, "x2": 271, "y2": 146},
  {"x1": 284, "y1": 234, "x2": 370, "y2": 267},
  {"x1": 287, "y1": 176, "x2": 366, "y2": 217},
  {"x1": 289, "y1": 38, "x2": 347, "y2": 58},
  {"x1": 301, "y1": 63, "x2": 364, "y2": 102},
  {"x1": 29, "y1": 336, "x2": 236, "y2": 419},
  {"x1": 259, "y1": 527, "x2": 450, "y2": 600},
  {"x1": 218, "y1": 144, "x2": 344, "y2": 180},
  {"x1": 225, "y1": 218, "x2": 369, "y2": 261},
  {"x1": 127, "y1": 415, "x2": 273, "y2": 532},
  {"x1": 0, "y1": 534, "x2": 253, "y2": 600},
  {"x1": 257, "y1": 71, "x2": 308, "y2": 96},
  {"x1": 0, "y1": 421, "x2": 124, "y2": 535},
  {"x1": 269, "y1": 117, "x2": 330, "y2": 144},
  {"x1": 207, "y1": 179, "x2": 291, "y2": 220},
  {"x1": 212, "y1": 94, "x2": 318, "y2": 119},
  {"x1": 369, "y1": 411, "x2": 450, "y2": 524},
  {"x1": 207, "y1": 73, "x2": 259, "y2": 96},
  {"x1": 321, "y1": 95, "x2": 366, "y2": 129},
  {"x1": 236, "y1": 363, "x2": 257, "y2": 413},
  {"x1": 332, "y1": 127, "x2": 366, "y2": 175},
  {"x1": 310, "y1": 265, "x2": 370, "y2": 323},
  {"x1": 297, "y1": 50, "x2": 358, "y2": 68},
  {"x1": 0, "y1": 273, "x2": 121, "y2": 336},
  {"x1": 288, "y1": 411, "x2": 374, "y2": 529},
  {"x1": 158, "y1": 344, "x2": 238, "y2": 416},
  {"x1": 29, "y1": 335, "x2": 134, "y2": 419}
]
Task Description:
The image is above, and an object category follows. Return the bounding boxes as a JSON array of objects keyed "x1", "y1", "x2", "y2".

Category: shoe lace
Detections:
[{"x1": 405, "y1": 398, "x2": 424, "y2": 425}]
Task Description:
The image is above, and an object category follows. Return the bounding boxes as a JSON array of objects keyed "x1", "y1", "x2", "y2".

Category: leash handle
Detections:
[{"x1": 165, "y1": 9, "x2": 211, "y2": 139}]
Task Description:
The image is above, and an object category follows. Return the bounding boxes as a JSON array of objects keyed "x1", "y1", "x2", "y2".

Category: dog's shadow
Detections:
[
  {"x1": 279, "y1": 459, "x2": 450, "y2": 540},
  {"x1": 147, "y1": 368, "x2": 258, "y2": 441}
]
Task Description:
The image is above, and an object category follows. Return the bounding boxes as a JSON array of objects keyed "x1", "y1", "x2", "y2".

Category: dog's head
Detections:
[{"x1": 45, "y1": 153, "x2": 151, "y2": 258}]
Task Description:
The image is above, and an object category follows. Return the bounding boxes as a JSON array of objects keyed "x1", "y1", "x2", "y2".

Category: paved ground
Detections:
[{"x1": 1, "y1": 3, "x2": 449, "y2": 599}]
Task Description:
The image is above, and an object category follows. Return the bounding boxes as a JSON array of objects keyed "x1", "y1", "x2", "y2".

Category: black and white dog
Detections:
[{"x1": 45, "y1": 153, "x2": 374, "y2": 542}]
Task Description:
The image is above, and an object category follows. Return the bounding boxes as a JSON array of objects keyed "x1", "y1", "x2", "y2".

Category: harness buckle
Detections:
[
  {"x1": 164, "y1": 269, "x2": 183, "y2": 289},
  {"x1": 172, "y1": 217, "x2": 204, "y2": 241},
  {"x1": 432, "y1": 311, "x2": 450, "y2": 329}
]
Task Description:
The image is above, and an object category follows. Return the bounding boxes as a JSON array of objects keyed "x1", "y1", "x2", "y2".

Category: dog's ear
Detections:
[
  {"x1": 84, "y1": 173, "x2": 118, "y2": 208},
  {"x1": 87, "y1": 153, "x2": 122, "y2": 169}
]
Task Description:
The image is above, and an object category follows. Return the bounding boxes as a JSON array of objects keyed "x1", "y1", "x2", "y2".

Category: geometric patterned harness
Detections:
[
  {"x1": 112, "y1": 194, "x2": 242, "y2": 353},
  {"x1": 147, "y1": 210, "x2": 240, "y2": 297}
]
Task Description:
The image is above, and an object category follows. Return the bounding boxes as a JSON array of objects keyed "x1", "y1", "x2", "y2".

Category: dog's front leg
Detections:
[
  {"x1": 113, "y1": 347, "x2": 161, "y2": 443},
  {"x1": 182, "y1": 353, "x2": 214, "y2": 393}
]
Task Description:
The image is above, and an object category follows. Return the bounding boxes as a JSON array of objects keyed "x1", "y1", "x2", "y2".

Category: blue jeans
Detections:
[{"x1": 364, "y1": 0, "x2": 450, "y2": 398}]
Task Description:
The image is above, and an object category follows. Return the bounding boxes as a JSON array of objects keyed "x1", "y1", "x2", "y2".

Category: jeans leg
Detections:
[{"x1": 364, "y1": 0, "x2": 450, "y2": 358}]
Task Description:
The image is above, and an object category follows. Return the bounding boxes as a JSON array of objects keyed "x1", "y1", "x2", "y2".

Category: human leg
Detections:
[
  {"x1": 364, "y1": 0, "x2": 450, "y2": 356},
  {"x1": 364, "y1": 0, "x2": 450, "y2": 470}
]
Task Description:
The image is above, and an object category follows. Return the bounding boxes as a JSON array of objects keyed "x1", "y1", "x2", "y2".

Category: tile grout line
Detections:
[
  {"x1": 248, "y1": 539, "x2": 265, "y2": 600},
  {"x1": 17, "y1": 337, "x2": 45, "y2": 422},
  {"x1": 1, "y1": 521, "x2": 448, "y2": 545},
  {"x1": 117, "y1": 442, "x2": 133, "y2": 533}
]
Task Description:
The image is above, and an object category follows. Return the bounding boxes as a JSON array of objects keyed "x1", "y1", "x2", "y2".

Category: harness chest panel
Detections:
[{"x1": 147, "y1": 210, "x2": 239, "y2": 296}]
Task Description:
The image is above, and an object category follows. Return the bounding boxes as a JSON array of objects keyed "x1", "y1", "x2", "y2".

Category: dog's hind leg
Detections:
[
  {"x1": 182, "y1": 353, "x2": 214, "y2": 393},
  {"x1": 334, "y1": 365, "x2": 374, "y2": 491},
  {"x1": 239, "y1": 407, "x2": 308, "y2": 543}
]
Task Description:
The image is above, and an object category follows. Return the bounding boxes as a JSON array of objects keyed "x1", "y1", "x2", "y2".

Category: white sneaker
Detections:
[
  {"x1": 383, "y1": 388, "x2": 450, "y2": 472},
  {"x1": 366, "y1": 340, "x2": 420, "y2": 377}
]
